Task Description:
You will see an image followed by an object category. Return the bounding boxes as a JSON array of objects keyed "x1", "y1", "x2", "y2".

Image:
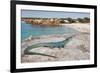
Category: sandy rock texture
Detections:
[{"x1": 21, "y1": 33, "x2": 90, "y2": 63}]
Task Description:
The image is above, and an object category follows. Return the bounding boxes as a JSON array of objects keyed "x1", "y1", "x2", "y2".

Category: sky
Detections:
[{"x1": 21, "y1": 10, "x2": 90, "y2": 19}]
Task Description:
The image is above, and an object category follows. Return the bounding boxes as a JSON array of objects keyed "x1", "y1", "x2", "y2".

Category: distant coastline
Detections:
[{"x1": 21, "y1": 17, "x2": 90, "y2": 26}]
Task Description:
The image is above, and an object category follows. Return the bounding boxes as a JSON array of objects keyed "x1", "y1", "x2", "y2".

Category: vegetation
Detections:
[
  {"x1": 77, "y1": 17, "x2": 90, "y2": 23},
  {"x1": 67, "y1": 18, "x2": 76, "y2": 23},
  {"x1": 21, "y1": 17, "x2": 90, "y2": 26}
]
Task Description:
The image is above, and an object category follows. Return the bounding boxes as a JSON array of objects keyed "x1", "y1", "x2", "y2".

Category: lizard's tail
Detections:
[{"x1": 24, "y1": 50, "x2": 57, "y2": 58}]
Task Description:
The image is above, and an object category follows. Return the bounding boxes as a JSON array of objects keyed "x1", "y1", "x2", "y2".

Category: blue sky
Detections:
[{"x1": 21, "y1": 10, "x2": 90, "y2": 19}]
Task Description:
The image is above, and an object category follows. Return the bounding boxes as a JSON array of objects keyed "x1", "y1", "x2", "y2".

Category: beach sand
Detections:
[{"x1": 62, "y1": 23, "x2": 90, "y2": 33}]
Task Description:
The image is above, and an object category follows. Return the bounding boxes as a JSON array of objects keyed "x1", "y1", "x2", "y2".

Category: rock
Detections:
[{"x1": 21, "y1": 33, "x2": 90, "y2": 63}]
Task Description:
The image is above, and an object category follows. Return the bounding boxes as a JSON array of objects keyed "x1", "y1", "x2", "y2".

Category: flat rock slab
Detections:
[{"x1": 21, "y1": 33, "x2": 90, "y2": 63}]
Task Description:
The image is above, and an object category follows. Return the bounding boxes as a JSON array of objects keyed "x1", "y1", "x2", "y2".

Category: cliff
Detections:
[{"x1": 21, "y1": 18, "x2": 61, "y2": 26}]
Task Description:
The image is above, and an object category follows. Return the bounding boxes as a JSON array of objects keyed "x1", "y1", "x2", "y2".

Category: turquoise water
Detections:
[{"x1": 21, "y1": 22, "x2": 79, "y2": 40}]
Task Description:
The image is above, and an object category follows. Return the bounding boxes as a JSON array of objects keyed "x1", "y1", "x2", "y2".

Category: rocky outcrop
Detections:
[
  {"x1": 21, "y1": 33, "x2": 90, "y2": 63},
  {"x1": 22, "y1": 18, "x2": 61, "y2": 26}
]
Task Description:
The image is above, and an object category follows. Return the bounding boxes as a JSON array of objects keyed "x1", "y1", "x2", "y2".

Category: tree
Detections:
[
  {"x1": 77, "y1": 17, "x2": 90, "y2": 23},
  {"x1": 77, "y1": 18, "x2": 84, "y2": 23},
  {"x1": 67, "y1": 18, "x2": 76, "y2": 23},
  {"x1": 83, "y1": 17, "x2": 90, "y2": 23}
]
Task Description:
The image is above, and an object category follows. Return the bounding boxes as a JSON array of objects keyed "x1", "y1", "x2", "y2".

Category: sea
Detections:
[{"x1": 21, "y1": 21, "x2": 79, "y2": 40}]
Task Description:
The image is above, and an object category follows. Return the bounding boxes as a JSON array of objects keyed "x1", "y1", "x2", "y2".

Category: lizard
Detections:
[{"x1": 24, "y1": 34, "x2": 75, "y2": 58}]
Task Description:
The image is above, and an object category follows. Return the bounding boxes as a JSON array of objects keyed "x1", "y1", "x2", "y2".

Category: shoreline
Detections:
[
  {"x1": 22, "y1": 23, "x2": 90, "y2": 42},
  {"x1": 61, "y1": 23, "x2": 90, "y2": 33}
]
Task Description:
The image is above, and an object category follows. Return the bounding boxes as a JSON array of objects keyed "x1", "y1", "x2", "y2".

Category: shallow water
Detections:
[{"x1": 21, "y1": 22, "x2": 79, "y2": 40}]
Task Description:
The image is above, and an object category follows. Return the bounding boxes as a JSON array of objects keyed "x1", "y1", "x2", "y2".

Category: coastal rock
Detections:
[{"x1": 21, "y1": 33, "x2": 90, "y2": 63}]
